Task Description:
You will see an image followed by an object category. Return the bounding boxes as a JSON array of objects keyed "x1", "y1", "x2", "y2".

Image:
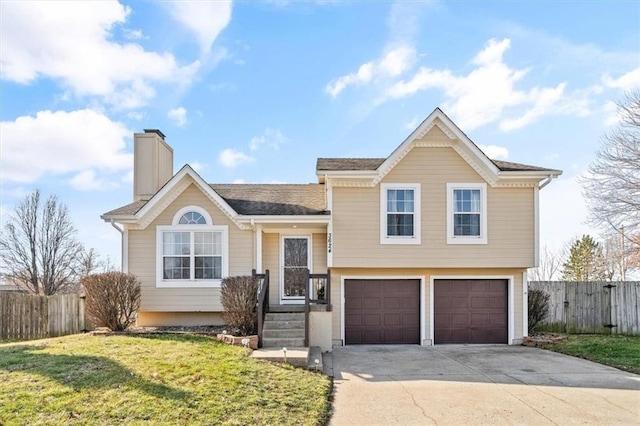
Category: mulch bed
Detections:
[
  {"x1": 90, "y1": 325, "x2": 228, "y2": 336},
  {"x1": 522, "y1": 333, "x2": 567, "y2": 347}
]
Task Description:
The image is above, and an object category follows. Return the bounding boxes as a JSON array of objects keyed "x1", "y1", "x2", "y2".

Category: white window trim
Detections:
[
  {"x1": 156, "y1": 206, "x2": 228, "y2": 288},
  {"x1": 446, "y1": 182, "x2": 487, "y2": 245},
  {"x1": 172, "y1": 205, "x2": 213, "y2": 226},
  {"x1": 380, "y1": 183, "x2": 421, "y2": 245}
]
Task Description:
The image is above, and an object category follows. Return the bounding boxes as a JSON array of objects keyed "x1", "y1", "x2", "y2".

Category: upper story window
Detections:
[
  {"x1": 380, "y1": 183, "x2": 421, "y2": 245},
  {"x1": 446, "y1": 183, "x2": 487, "y2": 245},
  {"x1": 157, "y1": 206, "x2": 228, "y2": 288}
]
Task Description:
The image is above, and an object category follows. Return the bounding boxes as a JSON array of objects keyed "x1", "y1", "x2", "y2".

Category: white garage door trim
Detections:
[
  {"x1": 340, "y1": 276, "x2": 426, "y2": 346},
  {"x1": 429, "y1": 275, "x2": 515, "y2": 345}
]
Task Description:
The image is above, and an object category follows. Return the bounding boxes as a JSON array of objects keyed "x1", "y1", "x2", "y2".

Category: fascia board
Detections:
[{"x1": 237, "y1": 215, "x2": 331, "y2": 224}]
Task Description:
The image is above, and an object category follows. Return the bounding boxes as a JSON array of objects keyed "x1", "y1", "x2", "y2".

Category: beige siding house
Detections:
[{"x1": 102, "y1": 108, "x2": 561, "y2": 351}]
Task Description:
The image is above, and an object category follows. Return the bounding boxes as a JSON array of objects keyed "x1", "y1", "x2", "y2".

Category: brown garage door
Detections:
[
  {"x1": 345, "y1": 279, "x2": 420, "y2": 344},
  {"x1": 434, "y1": 279, "x2": 507, "y2": 344}
]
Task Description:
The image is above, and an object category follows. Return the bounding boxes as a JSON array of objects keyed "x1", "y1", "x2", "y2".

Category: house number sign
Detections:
[{"x1": 327, "y1": 233, "x2": 332, "y2": 253}]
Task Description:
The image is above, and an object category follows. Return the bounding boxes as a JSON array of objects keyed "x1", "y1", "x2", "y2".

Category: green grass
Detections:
[
  {"x1": 541, "y1": 334, "x2": 640, "y2": 374},
  {"x1": 0, "y1": 334, "x2": 332, "y2": 425}
]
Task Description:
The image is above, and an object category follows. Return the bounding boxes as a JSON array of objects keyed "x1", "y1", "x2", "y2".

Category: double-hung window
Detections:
[
  {"x1": 156, "y1": 206, "x2": 228, "y2": 287},
  {"x1": 446, "y1": 183, "x2": 487, "y2": 244},
  {"x1": 380, "y1": 183, "x2": 421, "y2": 244}
]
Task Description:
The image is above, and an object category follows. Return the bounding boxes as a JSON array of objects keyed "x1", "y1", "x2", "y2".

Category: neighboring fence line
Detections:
[
  {"x1": 0, "y1": 292, "x2": 86, "y2": 341},
  {"x1": 529, "y1": 281, "x2": 640, "y2": 335}
]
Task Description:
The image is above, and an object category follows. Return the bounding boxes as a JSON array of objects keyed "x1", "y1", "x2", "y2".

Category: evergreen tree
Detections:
[{"x1": 561, "y1": 235, "x2": 610, "y2": 281}]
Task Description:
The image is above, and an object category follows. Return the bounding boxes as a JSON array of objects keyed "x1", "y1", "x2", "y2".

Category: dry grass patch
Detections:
[{"x1": 0, "y1": 333, "x2": 331, "y2": 425}]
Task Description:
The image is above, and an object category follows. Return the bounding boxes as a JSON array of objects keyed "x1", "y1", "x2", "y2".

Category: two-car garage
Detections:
[{"x1": 343, "y1": 278, "x2": 509, "y2": 345}]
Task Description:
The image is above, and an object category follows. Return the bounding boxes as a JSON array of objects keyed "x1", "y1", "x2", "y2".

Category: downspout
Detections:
[
  {"x1": 109, "y1": 219, "x2": 126, "y2": 272},
  {"x1": 539, "y1": 175, "x2": 556, "y2": 190}
]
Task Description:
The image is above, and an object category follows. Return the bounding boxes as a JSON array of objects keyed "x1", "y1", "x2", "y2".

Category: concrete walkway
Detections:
[{"x1": 328, "y1": 345, "x2": 640, "y2": 425}]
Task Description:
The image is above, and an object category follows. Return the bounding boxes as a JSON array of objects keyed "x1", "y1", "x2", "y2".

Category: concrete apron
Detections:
[{"x1": 328, "y1": 345, "x2": 640, "y2": 426}]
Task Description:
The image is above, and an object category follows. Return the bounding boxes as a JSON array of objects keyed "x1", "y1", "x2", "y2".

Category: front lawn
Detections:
[
  {"x1": 541, "y1": 334, "x2": 640, "y2": 374},
  {"x1": 0, "y1": 333, "x2": 331, "y2": 425}
]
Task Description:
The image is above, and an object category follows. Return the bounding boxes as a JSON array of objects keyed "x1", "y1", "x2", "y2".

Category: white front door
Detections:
[{"x1": 280, "y1": 236, "x2": 311, "y2": 304}]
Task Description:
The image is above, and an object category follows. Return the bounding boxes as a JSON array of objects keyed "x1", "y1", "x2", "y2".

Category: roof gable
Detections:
[
  {"x1": 102, "y1": 175, "x2": 329, "y2": 223},
  {"x1": 316, "y1": 108, "x2": 561, "y2": 186},
  {"x1": 104, "y1": 165, "x2": 243, "y2": 229}
]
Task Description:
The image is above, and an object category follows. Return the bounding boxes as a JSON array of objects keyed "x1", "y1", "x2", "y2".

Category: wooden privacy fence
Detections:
[
  {"x1": 529, "y1": 281, "x2": 640, "y2": 335},
  {"x1": 0, "y1": 292, "x2": 86, "y2": 341}
]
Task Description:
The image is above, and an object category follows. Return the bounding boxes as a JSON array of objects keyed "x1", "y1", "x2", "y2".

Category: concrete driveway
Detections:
[{"x1": 327, "y1": 345, "x2": 640, "y2": 425}]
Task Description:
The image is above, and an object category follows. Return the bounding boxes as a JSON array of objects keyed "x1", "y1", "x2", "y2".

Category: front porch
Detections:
[{"x1": 253, "y1": 269, "x2": 331, "y2": 351}]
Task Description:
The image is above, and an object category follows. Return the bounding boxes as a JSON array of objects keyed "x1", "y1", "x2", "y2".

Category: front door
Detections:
[{"x1": 280, "y1": 236, "x2": 311, "y2": 303}]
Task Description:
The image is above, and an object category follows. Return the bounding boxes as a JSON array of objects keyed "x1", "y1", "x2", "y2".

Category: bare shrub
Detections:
[
  {"x1": 221, "y1": 276, "x2": 259, "y2": 336},
  {"x1": 82, "y1": 272, "x2": 141, "y2": 331},
  {"x1": 528, "y1": 289, "x2": 550, "y2": 334}
]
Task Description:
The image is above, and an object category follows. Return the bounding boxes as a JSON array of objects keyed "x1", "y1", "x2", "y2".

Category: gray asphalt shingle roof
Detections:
[
  {"x1": 102, "y1": 184, "x2": 327, "y2": 217},
  {"x1": 210, "y1": 184, "x2": 327, "y2": 215},
  {"x1": 316, "y1": 158, "x2": 385, "y2": 171},
  {"x1": 316, "y1": 157, "x2": 558, "y2": 173}
]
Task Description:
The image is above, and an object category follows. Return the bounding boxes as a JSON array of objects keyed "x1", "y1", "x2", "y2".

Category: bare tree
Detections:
[
  {"x1": 0, "y1": 190, "x2": 84, "y2": 295},
  {"x1": 528, "y1": 245, "x2": 564, "y2": 281},
  {"x1": 581, "y1": 91, "x2": 640, "y2": 246},
  {"x1": 77, "y1": 247, "x2": 115, "y2": 278},
  {"x1": 601, "y1": 229, "x2": 640, "y2": 280}
]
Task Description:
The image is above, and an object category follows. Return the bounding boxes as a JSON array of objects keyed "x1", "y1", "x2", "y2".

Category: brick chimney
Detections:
[{"x1": 133, "y1": 129, "x2": 174, "y2": 201}]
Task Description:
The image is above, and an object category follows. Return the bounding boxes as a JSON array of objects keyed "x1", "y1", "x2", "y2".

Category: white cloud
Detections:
[
  {"x1": 326, "y1": 45, "x2": 416, "y2": 98},
  {"x1": 388, "y1": 38, "x2": 583, "y2": 131},
  {"x1": 0, "y1": 109, "x2": 131, "y2": 184},
  {"x1": 404, "y1": 117, "x2": 420, "y2": 131},
  {"x1": 122, "y1": 28, "x2": 145, "y2": 40},
  {"x1": 190, "y1": 161, "x2": 207, "y2": 172},
  {"x1": 0, "y1": 1, "x2": 200, "y2": 109},
  {"x1": 219, "y1": 148, "x2": 254, "y2": 168},
  {"x1": 168, "y1": 107, "x2": 188, "y2": 127},
  {"x1": 249, "y1": 128, "x2": 287, "y2": 151},
  {"x1": 69, "y1": 170, "x2": 118, "y2": 191},
  {"x1": 602, "y1": 67, "x2": 640, "y2": 91},
  {"x1": 499, "y1": 84, "x2": 567, "y2": 131},
  {"x1": 232, "y1": 178, "x2": 246, "y2": 184},
  {"x1": 127, "y1": 111, "x2": 146, "y2": 121},
  {"x1": 168, "y1": 0, "x2": 232, "y2": 54},
  {"x1": 478, "y1": 145, "x2": 509, "y2": 160}
]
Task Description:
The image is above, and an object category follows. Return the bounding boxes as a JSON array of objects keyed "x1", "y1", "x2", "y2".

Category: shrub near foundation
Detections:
[
  {"x1": 221, "y1": 276, "x2": 259, "y2": 336},
  {"x1": 528, "y1": 288, "x2": 550, "y2": 333},
  {"x1": 82, "y1": 272, "x2": 141, "y2": 331}
]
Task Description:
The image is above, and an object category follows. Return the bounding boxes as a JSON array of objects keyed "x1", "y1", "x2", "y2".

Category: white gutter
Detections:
[
  {"x1": 237, "y1": 215, "x2": 331, "y2": 224},
  {"x1": 539, "y1": 175, "x2": 557, "y2": 190}
]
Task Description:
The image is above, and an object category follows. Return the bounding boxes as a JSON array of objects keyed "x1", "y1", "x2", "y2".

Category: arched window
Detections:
[
  {"x1": 179, "y1": 211, "x2": 206, "y2": 224},
  {"x1": 171, "y1": 206, "x2": 212, "y2": 226}
]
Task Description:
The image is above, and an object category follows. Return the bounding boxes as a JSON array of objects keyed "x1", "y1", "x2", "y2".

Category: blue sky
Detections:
[{"x1": 1, "y1": 0, "x2": 638, "y2": 266}]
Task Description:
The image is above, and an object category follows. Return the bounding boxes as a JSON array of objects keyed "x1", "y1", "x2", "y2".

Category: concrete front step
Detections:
[
  {"x1": 262, "y1": 337, "x2": 305, "y2": 348},
  {"x1": 268, "y1": 305, "x2": 305, "y2": 313},
  {"x1": 263, "y1": 328, "x2": 305, "y2": 338},
  {"x1": 265, "y1": 312, "x2": 304, "y2": 321},
  {"x1": 250, "y1": 347, "x2": 309, "y2": 367},
  {"x1": 262, "y1": 320, "x2": 305, "y2": 330}
]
